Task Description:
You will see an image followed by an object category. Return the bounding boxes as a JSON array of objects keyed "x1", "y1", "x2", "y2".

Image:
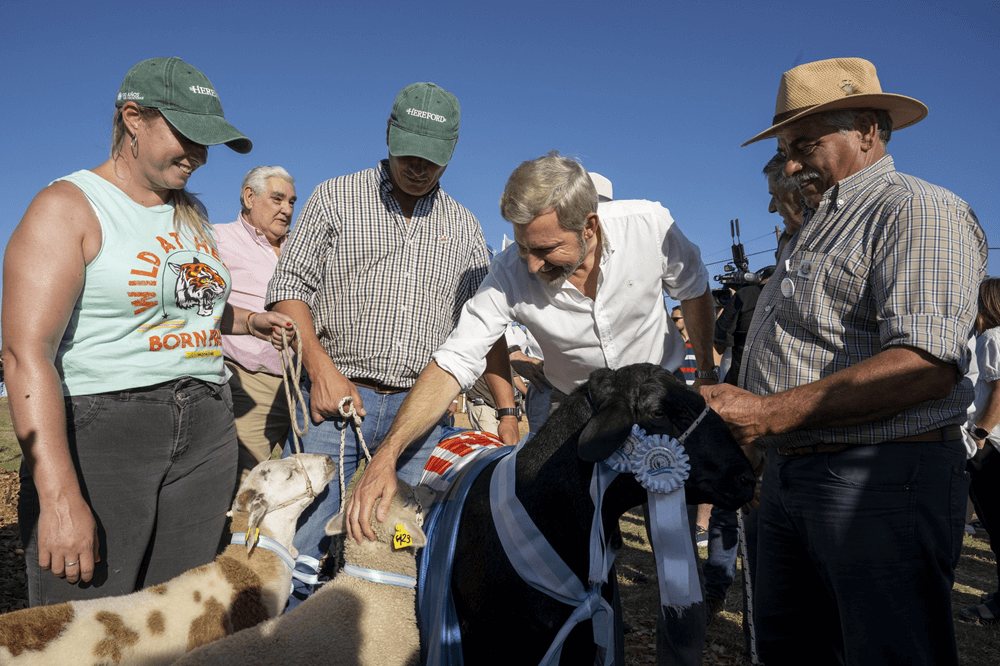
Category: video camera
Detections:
[{"x1": 713, "y1": 219, "x2": 762, "y2": 290}]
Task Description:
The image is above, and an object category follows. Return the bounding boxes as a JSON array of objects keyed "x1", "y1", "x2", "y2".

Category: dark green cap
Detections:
[
  {"x1": 116, "y1": 57, "x2": 252, "y2": 154},
  {"x1": 388, "y1": 82, "x2": 460, "y2": 166}
]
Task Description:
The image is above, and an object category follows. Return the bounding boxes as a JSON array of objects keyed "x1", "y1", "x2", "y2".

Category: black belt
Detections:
[
  {"x1": 349, "y1": 377, "x2": 408, "y2": 394},
  {"x1": 776, "y1": 425, "x2": 963, "y2": 456}
]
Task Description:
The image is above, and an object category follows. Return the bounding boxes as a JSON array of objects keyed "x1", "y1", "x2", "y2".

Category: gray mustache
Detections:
[{"x1": 793, "y1": 169, "x2": 821, "y2": 188}]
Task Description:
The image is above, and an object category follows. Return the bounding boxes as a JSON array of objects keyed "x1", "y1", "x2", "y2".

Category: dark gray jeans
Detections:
[{"x1": 19, "y1": 377, "x2": 237, "y2": 605}]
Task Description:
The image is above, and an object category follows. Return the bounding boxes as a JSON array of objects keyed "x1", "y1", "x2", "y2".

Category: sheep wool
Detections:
[
  {"x1": 174, "y1": 464, "x2": 431, "y2": 666},
  {"x1": 0, "y1": 455, "x2": 336, "y2": 666}
]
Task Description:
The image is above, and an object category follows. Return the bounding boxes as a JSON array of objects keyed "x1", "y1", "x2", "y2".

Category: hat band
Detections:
[{"x1": 772, "y1": 106, "x2": 818, "y2": 125}]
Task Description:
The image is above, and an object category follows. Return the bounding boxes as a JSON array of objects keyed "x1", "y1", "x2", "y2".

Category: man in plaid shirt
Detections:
[
  {"x1": 702, "y1": 58, "x2": 987, "y2": 665},
  {"x1": 266, "y1": 82, "x2": 517, "y2": 609}
]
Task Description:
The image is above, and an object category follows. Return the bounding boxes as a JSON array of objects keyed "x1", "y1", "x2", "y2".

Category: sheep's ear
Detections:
[
  {"x1": 411, "y1": 484, "x2": 439, "y2": 512},
  {"x1": 246, "y1": 493, "x2": 270, "y2": 548},
  {"x1": 394, "y1": 518, "x2": 427, "y2": 549},
  {"x1": 325, "y1": 510, "x2": 346, "y2": 536},
  {"x1": 577, "y1": 400, "x2": 633, "y2": 462},
  {"x1": 583, "y1": 368, "x2": 616, "y2": 406}
]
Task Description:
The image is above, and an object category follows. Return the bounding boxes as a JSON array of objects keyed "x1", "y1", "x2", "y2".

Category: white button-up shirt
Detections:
[{"x1": 433, "y1": 199, "x2": 710, "y2": 394}]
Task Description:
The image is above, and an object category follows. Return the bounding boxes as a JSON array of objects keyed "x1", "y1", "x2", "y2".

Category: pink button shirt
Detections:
[{"x1": 215, "y1": 215, "x2": 287, "y2": 375}]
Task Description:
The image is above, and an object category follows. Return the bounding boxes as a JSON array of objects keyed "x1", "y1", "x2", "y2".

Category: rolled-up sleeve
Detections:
[
  {"x1": 875, "y1": 196, "x2": 986, "y2": 374},
  {"x1": 658, "y1": 206, "x2": 711, "y2": 301},
  {"x1": 266, "y1": 182, "x2": 334, "y2": 308},
  {"x1": 433, "y1": 270, "x2": 516, "y2": 391}
]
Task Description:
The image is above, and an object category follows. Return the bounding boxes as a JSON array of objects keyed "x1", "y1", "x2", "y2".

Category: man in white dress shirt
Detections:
[
  {"x1": 346, "y1": 150, "x2": 719, "y2": 665},
  {"x1": 346, "y1": 148, "x2": 717, "y2": 521}
]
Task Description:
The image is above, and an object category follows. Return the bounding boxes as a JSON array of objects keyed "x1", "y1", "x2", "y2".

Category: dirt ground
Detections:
[
  {"x1": 0, "y1": 469, "x2": 27, "y2": 615},
  {"x1": 0, "y1": 401, "x2": 997, "y2": 664}
]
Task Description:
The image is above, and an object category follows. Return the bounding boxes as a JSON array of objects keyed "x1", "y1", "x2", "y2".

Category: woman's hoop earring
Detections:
[{"x1": 130, "y1": 134, "x2": 139, "y2": 158}]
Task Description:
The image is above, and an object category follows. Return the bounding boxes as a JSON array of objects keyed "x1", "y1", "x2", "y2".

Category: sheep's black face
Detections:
[{"x1": 576, "y1": 363, "x2": 755, "y2": 511}]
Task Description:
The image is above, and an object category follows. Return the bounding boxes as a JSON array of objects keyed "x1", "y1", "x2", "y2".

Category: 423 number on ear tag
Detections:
[{"x1": 393, "y1": 524, "x2": 412, "y2": 550}]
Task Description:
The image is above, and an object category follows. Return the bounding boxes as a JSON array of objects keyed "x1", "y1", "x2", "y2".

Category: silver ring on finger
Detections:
[{"x1": 65, "y1": 560, "x2": 79, "y2": 567}]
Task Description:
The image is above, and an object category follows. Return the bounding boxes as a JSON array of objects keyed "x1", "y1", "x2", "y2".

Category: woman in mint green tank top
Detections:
[{"x1": 1, "y1": 58, "x2": 295, "y2": 606}]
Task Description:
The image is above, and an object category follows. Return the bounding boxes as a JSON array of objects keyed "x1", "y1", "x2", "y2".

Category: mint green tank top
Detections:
[{"x1": 55, "y1": 170, "x2": 232, "y2": 395}]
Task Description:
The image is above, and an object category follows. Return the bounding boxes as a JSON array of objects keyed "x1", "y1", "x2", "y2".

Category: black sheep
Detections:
[{"x1": 451, "y1": 363, "x2": 756, "y2": 665}]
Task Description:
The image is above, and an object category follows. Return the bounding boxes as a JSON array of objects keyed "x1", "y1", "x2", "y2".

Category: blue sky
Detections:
[{"x1": 2, "y1": 0, "x2": 997, "y2": 313}]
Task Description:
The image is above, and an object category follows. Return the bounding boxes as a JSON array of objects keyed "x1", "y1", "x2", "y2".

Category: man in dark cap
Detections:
[{"x1": 267, "y1": 82, "x2": 516, "y2": 609}]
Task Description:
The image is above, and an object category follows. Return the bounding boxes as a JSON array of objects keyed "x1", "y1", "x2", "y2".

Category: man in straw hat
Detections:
[{"x1": 702, "y1": 58, "x2": 987, "y2": 665}]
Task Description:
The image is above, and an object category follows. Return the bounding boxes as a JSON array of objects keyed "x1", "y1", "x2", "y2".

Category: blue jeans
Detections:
[
  {"x1": 283, "y1": 378, "x2": 446, "y2": 610},
  {"x1": 704, "y1": 505, "x2": 739, "y2": 600},
  {"x1": 755, "y1": 439, "x2": 968, "y2": 666},
  {"x1": 19, "y1": 378, "x2": 237, "y2": 606}
]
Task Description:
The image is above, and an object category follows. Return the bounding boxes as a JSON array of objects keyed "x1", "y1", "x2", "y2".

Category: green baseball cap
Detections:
[
  {"x1": 388, "y1": 82, "x2": 460, "y2": 166},
  {"x1": 116, "y1": 57, "x2": 252, "y2": 154}
]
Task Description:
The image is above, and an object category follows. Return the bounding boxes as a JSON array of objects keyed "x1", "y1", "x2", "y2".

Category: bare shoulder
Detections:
[
  {"x1": 23, "y1": 179, "x2": 99, "y2": 232},
  {"x1": 13, "y1": 176, "x2": 102, "y2": 263}
]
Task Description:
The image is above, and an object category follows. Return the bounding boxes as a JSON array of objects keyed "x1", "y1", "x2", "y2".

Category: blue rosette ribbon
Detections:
[{"x1": 608, "y1": 425, "x2": 702, "y2": 610}]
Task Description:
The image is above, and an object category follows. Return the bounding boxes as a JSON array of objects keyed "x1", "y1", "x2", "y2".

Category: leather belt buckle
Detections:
[{"x1": 349, "y1": 377, "x2": 407, "y2": 394}]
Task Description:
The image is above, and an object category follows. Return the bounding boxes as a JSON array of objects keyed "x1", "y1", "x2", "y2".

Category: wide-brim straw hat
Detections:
[{"x1": 742, "y1": 58, "x2": 928, "y2": 147}]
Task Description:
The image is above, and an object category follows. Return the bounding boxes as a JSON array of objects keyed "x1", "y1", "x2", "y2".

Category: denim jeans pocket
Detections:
[
  {"x1": 65, "y1": 393, "x2": 108, "y2": 433},
  {"x1": 219, "y1": 382, "x2": 234, "y2": 414},
  {"x1": 825, "y1": 444, "x2": 920, "y2": 490}
]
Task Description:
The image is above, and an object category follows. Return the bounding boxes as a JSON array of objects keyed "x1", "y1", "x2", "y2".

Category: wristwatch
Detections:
[
  {"x1": 969, "y1": 426, "x2": 990, "y2": 440},
  {"x1": 496, "y1": 407, "x2": 519, "y2": 419},
  {"x1": 695, "y1": 367, "x2": 720, "y2": 380}
]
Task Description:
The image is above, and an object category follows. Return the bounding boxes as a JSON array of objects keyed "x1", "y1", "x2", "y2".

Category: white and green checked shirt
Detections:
[
  {"x1": 741, "y1": 156, "x2": 987, "y2": 449},
  {"x1": 266, "y1": 161, "x2": 490, "y2": 388}
]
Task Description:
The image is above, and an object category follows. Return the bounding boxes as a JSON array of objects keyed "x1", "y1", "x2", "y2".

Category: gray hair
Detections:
[
  {"x1": 762, "y1": 153, "x2": 799, "y2": 194},
  {"x1": 823, "y1": 108, "x2": 893, "y2": 146},
  {"x1": 240, "y1": 165, "x2": 295, "y2": 212},
  {"x1": 499, "y1": 151, "x2": 598, "y2": 232}
]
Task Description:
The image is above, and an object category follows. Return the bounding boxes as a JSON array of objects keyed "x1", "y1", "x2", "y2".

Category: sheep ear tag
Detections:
[
  {"x1": 245, "y1": 527, "x2": 260, "y2": 555},
  {"x1": 393, "y1": 524, "x2": 413, "y2": 550}
]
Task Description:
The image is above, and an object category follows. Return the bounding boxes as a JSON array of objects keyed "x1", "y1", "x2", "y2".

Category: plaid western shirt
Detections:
[
  {"x1": 741, "y1": 155, "x2": 987, "y2": 449},
  {"x1": 266, "y1": 161, "x2": 490, "y2": 388}
]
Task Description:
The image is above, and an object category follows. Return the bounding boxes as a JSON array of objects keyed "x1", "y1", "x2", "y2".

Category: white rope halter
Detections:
[
  {"x1": 277, "y1": 319, "x2": 372, "y2": 502},
  {"x1": 337, "y1": 396, "x2": 373, "y2": 502},
  {"x1": 279, "y1": 320, "x2": 308, "y2": 455}
]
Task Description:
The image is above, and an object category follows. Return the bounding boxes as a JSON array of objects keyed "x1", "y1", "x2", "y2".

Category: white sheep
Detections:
[
  {"x1": 0, "y1": 454, "x2": 336, "y2": 666},
  {"x1": 173, "y1": 462, "x2": 432, "y2": 666}
]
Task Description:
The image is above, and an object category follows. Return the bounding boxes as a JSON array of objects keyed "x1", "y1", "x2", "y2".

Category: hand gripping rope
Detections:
[
  {"x1": 336, "y1": 396, "x2": 372, "y2": 503},
  {"x1": 278, "y1": 321, "x2": 372, "y2": 502}
]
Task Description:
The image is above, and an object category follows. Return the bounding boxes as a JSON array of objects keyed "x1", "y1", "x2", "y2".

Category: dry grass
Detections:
[
  {"x1": 0, "y1": 396, "x2": 18, "y2": 473},
  {"x1": 617, "y1": 506, "x2": 1000, "y2": 665},
  {"x1": 0, "y1": 400, "x2": 997, "y2": 663}
]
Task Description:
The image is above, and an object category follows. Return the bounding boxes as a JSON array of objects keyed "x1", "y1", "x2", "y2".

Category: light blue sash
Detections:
[{"x1": 490, "y1": 440, "x2": 619, "y2": 665}]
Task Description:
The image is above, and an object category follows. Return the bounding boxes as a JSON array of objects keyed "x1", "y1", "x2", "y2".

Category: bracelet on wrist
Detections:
[{"x1": 246, "y1": 311, "x2": 256, "y2": 338}]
